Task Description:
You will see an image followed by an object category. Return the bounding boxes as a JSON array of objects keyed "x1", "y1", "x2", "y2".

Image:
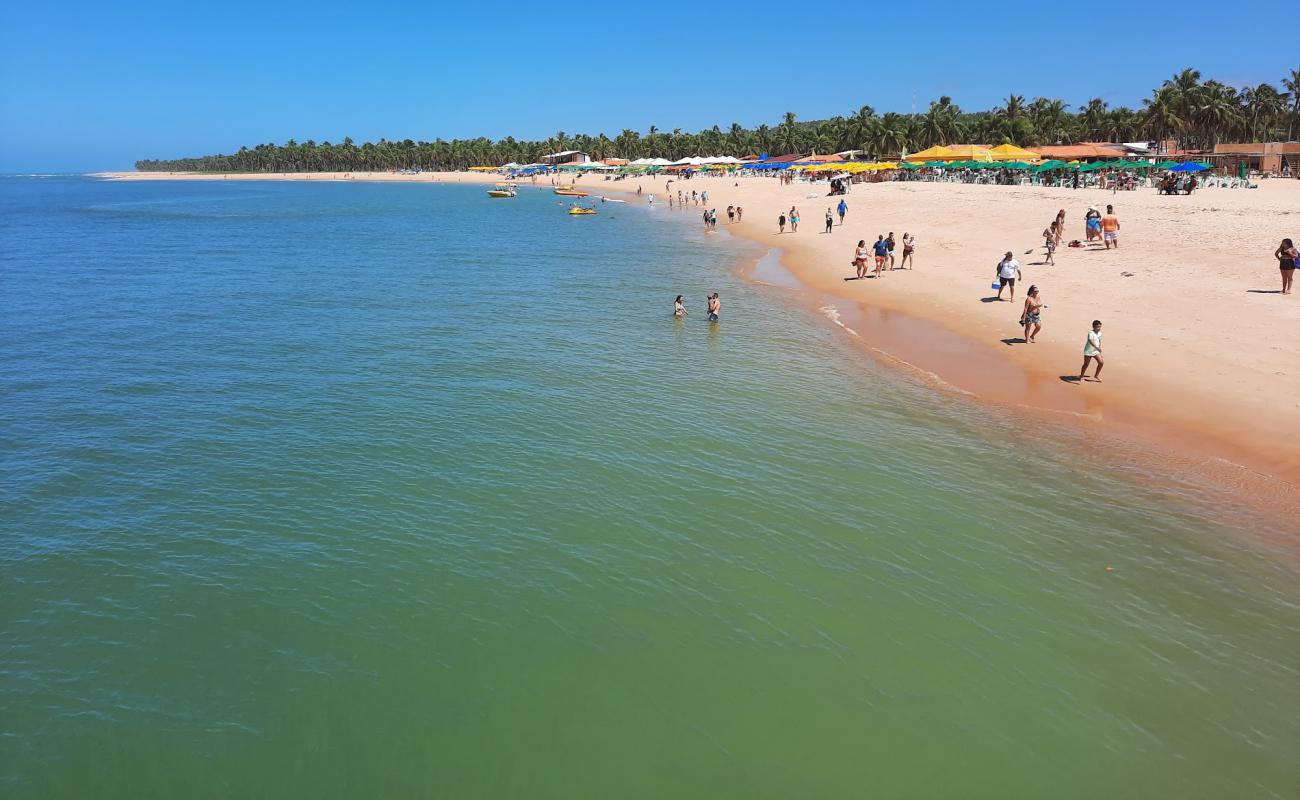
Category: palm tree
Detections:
[
  {"x1": 778, "y1": 111, "x2": 800, "y2": 154},
  {"x1": 997, "y1": 94, "x2": 1026, "y2": 120},
  {"x1": 1283, "y1": 68, "x2": 1300, "y2": 139},
  {"x1": 1079, "y1": 98, "x2": 1108, "y2": 140}
]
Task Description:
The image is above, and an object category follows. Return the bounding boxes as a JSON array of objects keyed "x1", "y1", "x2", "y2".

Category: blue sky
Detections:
[{"x1": 1, "y1": 0, "x2": 1292, "y2": 171}]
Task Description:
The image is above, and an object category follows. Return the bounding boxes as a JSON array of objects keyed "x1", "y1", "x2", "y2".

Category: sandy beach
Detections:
[{"x1": 96, "y1": 169, "x2": 1300, "y2": 495}]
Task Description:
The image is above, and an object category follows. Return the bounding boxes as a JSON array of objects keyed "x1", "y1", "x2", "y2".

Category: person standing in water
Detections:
[
  {"x1": 1020, "y1": 285, "x2": 1044, "y2": 343},
  {"x1": 1274, "y1": 237, "x2": 1296, "y2": 295},
  {"x1": 707, "y1": 293, "x2": 721, "y2": 322},
  {"x1": 674, "y1": 295, "x2": 687, "y2": 318},
  {"x1": 1079, "y1": 320, "x2": 1104, "y2": 381}
]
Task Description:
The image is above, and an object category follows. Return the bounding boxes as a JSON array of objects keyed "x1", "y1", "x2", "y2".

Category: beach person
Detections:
[
  {"x1": 1101, "y1": 205, "x2": 1120, "y2": 249},
  {"x1": 996, "y1": 251, "x2": 1021, "y2": 301},
  {"x1": 886, "y1": 233, "x2": 896, "y2": 269},
  {"x1": 1276, "y1": 237, "x2": 1297, "y2": 295},
  {"x1": 778, "y1": 213, "x2": 786, "y2": 233},
  {"x1": 707, "y1": 293, "x2": 721, "y2": 322},
  {"x1": 736, "y1": 206, "x2": 743, "y2": 222},
  {"x1": 674, "y1": 295, "x2": 687, "y2": 318},
  {"x1": 668, "y1": 193, "x2": 674, "y2": 208},
  {"x1": 790, "y1": 207, "x2": 800, "y2": 232},
  {"x1": 854, "y1": 239, "x2": 870, "y2": 279},
  {"x1": 837, "y1": 198, "x2": 848, "y2": 225},
  {"x1": 1054, "y1": 209, "x2": 1066, "y2": 246},
  {"x1": 727, "y1": 205, "x2": 735, "y2": 223},
  {"x1": 825, "y1": 208, "x2": 834, "y2": 234},
  {"x1": 1042, "y1": 222, "x2": 1057, "y2": 265},
  {"x1": 1085, "y1": 206, "x2": 1102, "y2": 242},
  {"x1": 1020, "y1": 285, "x2": 1043, "y2": 343},
  {"x1": 1079, "y1": 320, "x2": 1104, "y2": 381},
  {"x1": 899, "y1": 233, "x2": 915, "y2": 269},
  {"x1": 702, "y1": 191, "x2": 709, "y2": 203},
  {"x1": 872, "y1": 235, "x2": 889, "y2": 277}
]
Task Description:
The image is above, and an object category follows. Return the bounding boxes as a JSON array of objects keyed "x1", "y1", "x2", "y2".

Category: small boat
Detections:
[
  {"x1": 568, "y1": 206, "x2": 598, "y2": 216},
  {"x1": 487, "y1": 182, "x2": 517, "y2": 198},
  {"x1": 599, "y1": 196, "x2": 626, "y2": 203},
  {"x1": 554, "y1": 185, "x2": 589, "y2": 197}
]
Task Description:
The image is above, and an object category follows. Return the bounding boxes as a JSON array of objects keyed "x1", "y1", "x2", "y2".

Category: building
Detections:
[
  {"x1": 1211, "y1": 143, "x2": 1300, "y2": 176},
  {"x1": 540, "y1": 150, "x2": 591, "y2": 166}
]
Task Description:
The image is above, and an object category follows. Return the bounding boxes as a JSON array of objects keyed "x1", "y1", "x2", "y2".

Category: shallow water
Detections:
[{"x1": 1, "y1": 176, "x2": 1297, "y2": 798}]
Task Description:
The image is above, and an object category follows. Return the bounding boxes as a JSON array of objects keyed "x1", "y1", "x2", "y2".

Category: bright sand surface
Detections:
[{"x1": 96, "y1": 170, "x2": 1300, "y2": 501}]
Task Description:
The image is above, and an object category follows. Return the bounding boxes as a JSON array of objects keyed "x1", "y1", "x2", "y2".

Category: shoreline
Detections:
[{"x1": 91, "y1": 170, "x2": 1300, "y2": 510}]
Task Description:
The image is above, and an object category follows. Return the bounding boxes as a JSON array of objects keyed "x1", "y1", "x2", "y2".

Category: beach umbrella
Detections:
[
  {"x1": 1169, "y1": 162, "x2": 1208, "y2": 172},
  {"x1": 1238, "y1": 160, "x2": 1247, "y2": 179},
  {"x1": 1155, "y1": 160, "x2": 1179, "y2": 169}
]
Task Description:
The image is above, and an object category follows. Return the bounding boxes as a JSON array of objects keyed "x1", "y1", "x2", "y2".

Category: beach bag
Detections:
[{"x1": 991, "y1": 281, "x2": 1001, "y2": 291}]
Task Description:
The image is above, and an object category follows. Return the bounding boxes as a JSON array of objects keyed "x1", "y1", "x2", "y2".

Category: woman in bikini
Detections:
[
  {"x1": 899, "y1": 233, "x2": 915, "y2": 269},
  {"x1": 1021, "y1": 285, "x2": 1043, "y2": 343},
  {"x1": 1274, "y1": 237, "x2": 1297, "y2": 295}
]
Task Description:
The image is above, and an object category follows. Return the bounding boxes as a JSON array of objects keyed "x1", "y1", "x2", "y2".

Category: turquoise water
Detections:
[{"x1": 2, "y1": 176, "x2": 1297, "y2": 798}]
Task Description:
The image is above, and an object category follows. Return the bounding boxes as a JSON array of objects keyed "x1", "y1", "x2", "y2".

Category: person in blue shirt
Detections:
[
  {"x1": 872, "y1": 235, "x2": 889, "y2": 278},
  {"x1": 836, "y1": 199, "x2": 848, "y2": 226}
]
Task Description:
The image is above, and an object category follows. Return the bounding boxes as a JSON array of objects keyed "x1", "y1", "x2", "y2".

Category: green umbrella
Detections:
[
  {"x1": 1001, "y1": 161, "x2": 1031, "y2": 170},
  {"x1": 900, "y1": 162, "x2": 922, "y2": 169}
]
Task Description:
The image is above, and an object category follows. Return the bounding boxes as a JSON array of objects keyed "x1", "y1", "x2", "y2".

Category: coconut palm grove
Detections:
[{"x1": 136, "y1": 69, "x2": 1299, "y2": 172}]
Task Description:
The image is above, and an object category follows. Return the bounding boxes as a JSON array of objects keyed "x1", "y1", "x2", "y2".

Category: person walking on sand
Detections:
[
  {"x1": 886, "y1": 232, "x2": 897, "y2": 270},
  {"x1": 778, "y1": 213, "x2": 786, "y2": 233},
  {"x1": 1079, "y1": 320, "x2": 1104, "y2": 381},
  {"x1": 1101, "y1": 205, "x2": 1120, "y2": 249},
  {"x1": 825, "y1": 208, "x2": 834, "y2": 234},
  {"x1": 1020, "y1": 285, "x2": 1044, "y2": 343},
  {"x1": 1054, "y1": 209, "x2": 1066, "y2": 247},
  {"x1": 790, "y1": 207, "x2": 800, "y2": 232},
  {"x1": 1042, "y1": 221, "x2": 1057, "y2": 265},
  {"x1": 872, "y1": 235, "x2": 889, "y2": 278},
  {"x1": 996, "y1": 251, "x2": 1021, "y2": 301},
  {"x1": 707, "y1": 293, "x2": 721, "y2": 322},
  {"x1": 727, "y1": 205, "x2": 735, "y2": 223},
  {"x1": 736, "y1": 206, "x2": 743, "y2": 222},
  {"x1": 837, "y1": 198, "x2": 848, "y2": 226},
  {"x1": 899, "y1": 233, "x2": 915, "y2": 269},
  {"x1": 854, "y1": 239, "x2": 870, "y2": 279},
  {"x1": 1274, "y1": 238, "x2": 1297, "y2": 294},
  {"x1": 674, "y1": 295, "x2": 688, "y2": 318}
]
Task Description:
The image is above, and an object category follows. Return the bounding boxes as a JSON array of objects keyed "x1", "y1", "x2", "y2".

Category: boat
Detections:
[
  {"x1": 567, "y1": 206, "x2": 598, "y2": 216},
  {"x1": 487, "y1": 182, "x2": 517, "y2": 198},
  {"x1": 599, "y1": 196, "x2": 626, "y2": 203},
  {"x1": 554, "y1": 185, "x2": 589, "y2": 197}
]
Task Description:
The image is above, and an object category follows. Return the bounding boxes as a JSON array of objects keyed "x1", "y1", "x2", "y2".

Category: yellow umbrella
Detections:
[
  {"x1": 943, "y1": 145, "x2": 995, "y2": 162},
  {"x1": 988, "y1": 143, "x2": 1040, "y2": 161}
]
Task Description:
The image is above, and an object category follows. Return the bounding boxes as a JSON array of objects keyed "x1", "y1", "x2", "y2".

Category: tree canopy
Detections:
[{"x1": 137, "y1": 69, "x2": 1300, "y2": 172}]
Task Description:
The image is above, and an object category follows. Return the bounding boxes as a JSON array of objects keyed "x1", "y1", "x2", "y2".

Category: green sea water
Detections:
[{"x1": 1, "y1": 176, "x2": 1297, "y2": 798}]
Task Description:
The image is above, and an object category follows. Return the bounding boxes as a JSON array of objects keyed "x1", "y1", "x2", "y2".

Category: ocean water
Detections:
[{"x1": 1, "y1": 176, "x2": 1297, "y2": 799}]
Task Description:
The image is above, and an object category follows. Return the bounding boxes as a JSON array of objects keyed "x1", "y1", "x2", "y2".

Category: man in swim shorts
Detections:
[
  {"x1": 996, "y1": 251, "x2": 1021, "y2": 301},
  {"x1": 1101, "y1": 205, "x2": 1120, "y2": 249}
]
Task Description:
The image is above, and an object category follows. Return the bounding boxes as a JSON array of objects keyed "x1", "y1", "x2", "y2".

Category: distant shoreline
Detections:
[{"x1": 89, "y1": 169, "x2": 1300, "y2": 504}]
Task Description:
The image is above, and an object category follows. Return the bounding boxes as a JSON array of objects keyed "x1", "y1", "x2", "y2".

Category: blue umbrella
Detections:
[{"x1": 1169, "y1": 162, "x2": 1209, "y2": 172}]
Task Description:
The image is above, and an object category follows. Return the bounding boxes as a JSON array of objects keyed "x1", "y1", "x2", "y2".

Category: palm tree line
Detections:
[{"x1": 137, "y1": 69, "x2": 1300, "y2": 173}]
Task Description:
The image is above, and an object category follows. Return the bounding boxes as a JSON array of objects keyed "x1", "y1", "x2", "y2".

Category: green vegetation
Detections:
[{"x1": 137, "y1": 68, "x2": 1300, "y2": 172}]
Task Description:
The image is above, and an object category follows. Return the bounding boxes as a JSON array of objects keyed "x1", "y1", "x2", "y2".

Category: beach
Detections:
[{"x1": 96, "y1": 170, "x2": 1300, "y2": 497}]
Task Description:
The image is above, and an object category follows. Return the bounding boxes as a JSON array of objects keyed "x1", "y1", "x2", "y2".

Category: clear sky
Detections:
[{"x1": 1, "y1": 0, "x2": 1293, "y2": 171}]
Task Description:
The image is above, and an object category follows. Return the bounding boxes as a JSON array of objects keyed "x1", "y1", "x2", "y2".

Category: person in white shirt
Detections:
[
  {"x1": 996, "y1": 251, "x2": 1022, "y2": 302},
  {"x1": 1079, "y1": 320, "x2": 1104, "y2": 382}
]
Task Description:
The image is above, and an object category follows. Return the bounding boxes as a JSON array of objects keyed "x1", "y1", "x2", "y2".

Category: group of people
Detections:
[
  {"x1": 674, "y1": 293, "x2": 721, "y2": 322},
  {"x1": 852, "y1": 233, "x2": 914, "y2": 279},
  {"x1": 1157, "y1": 173, "x2": 1198, "y2": 195},
  {"x1": 778, "y1": 207, "x2": 800, "y2": 233}
]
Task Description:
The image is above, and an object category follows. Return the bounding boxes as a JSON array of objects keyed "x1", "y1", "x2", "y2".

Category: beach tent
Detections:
[
  {"x1": 988, "y1": 143, "x2": 1040, "y2": 161},
  {"x1": 904, "y1": 145, "x2": 958, "y2": 162},
  {"x1": 943, "y1": 145, "x2": 995, "y2": 162}
]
